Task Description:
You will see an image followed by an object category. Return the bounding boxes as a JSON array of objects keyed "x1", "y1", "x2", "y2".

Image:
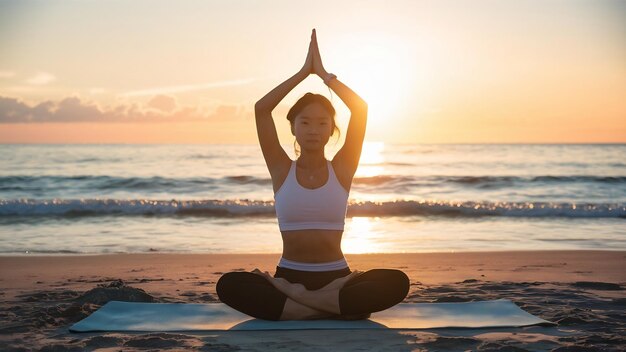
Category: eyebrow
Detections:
[{"x1": 300, "y1": 116, "x2": 329, "y2": 120}]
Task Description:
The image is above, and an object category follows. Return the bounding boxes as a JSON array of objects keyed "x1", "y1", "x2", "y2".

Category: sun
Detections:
[{"x1": 326, "y1": 32, "x2": 415, "y2": 127}]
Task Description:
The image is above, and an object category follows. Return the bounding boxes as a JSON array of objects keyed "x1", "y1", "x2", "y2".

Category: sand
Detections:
[{"x1": 1, "y1": 250, "x2": 624, "y2": 351}]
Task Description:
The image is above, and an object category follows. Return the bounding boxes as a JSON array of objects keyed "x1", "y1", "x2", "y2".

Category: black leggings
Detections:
[{"x1": 216, "y1": 266, "x2": 410, "y2": 321}]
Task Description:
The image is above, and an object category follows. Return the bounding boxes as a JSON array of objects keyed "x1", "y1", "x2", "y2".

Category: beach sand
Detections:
[{"x1": 1, "y1": 250, "x2": 624, "y2": 351}]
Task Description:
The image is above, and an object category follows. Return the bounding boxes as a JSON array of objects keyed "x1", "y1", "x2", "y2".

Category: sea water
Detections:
[{"x1": 0, "y1": 143, "x2": 624, "y2": 254}]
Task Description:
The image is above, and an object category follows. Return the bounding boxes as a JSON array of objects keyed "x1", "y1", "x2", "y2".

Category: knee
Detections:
[
  {"x1": 396, "y1": 270, "x2": 410, "y2": 299},
  {"x1": 355, "y1": 269, "x2": 410, "y2": 301},
  {"x1": 215, "y1": 273, "x2": 230, "y2": 302},
  {"x1": 216, "y1": 272, "x2": 245, "y2": 302},
  {"x1": 215, "y1": 271, "x2": 284, "y2": 321},
  {"x1": 382, "y1": 269, "x2": 410, "y2": 302}
]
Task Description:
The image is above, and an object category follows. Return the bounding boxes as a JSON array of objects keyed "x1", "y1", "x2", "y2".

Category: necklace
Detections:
[{"x1": 297, "y1": 160, "x2": 324, "y2": 181}]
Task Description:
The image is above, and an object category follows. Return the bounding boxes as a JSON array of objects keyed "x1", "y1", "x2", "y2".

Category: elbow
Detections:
[
  {"x1": 352, "y1": 101, "x2": 368, "y2": 114},
  {"x1": 254, "y1": 101, "x2": 271, "y2": 114}
]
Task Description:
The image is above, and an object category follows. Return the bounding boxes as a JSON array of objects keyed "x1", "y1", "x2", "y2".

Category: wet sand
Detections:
[{"x1": 1, "y1": 250, "x2": 625, "y2": 351}]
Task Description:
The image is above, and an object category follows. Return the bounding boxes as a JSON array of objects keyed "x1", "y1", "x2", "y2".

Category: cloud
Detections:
[
  {"x1": 0, "y1": 95, "x2": 253, "y2": 123},
  {"x1": 0, "y1": 71, "x2": 16, "y2": 79},
  {"x1": 24, "y1": 72, "x2": 56, "y2": 85},
  {"x1": 122, "y1": 78, "x2": 255, "y2": 97},
  {"x1": 147, "y1": 95, "x2": 177, "y2": 112}
]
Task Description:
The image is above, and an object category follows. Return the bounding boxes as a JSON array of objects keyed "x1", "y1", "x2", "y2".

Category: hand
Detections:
[
  {"x1": 269, "y1": 277, "x2": 308, "y2": 297},
  {"x1": 319, "y1": 270, "x2": 363, "y2": 291},
  {"x1": 299, "y1": 30, "x2": 315, "y2": 76},
  {"x1": 250, "y1": 268, "x2": 266, "y2": 276},
  {"x1": 311, "y1": 28, "x2": 329, "y2": 78},
  {"x1": 251, "y1": 268, "x2": 273, "y2": 280},
  {"x1": 251, "y1": 268, "x2": 307, "y2": 296}
]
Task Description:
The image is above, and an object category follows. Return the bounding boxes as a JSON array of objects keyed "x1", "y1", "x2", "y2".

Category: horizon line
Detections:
[{"x1": 1, "y1": 142, "x2": 625, "y2": 146}]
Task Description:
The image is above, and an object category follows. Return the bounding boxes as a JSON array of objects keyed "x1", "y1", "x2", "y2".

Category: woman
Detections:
[{"x1": 216, "y1": 29, "x2": 409, "y2": 321}]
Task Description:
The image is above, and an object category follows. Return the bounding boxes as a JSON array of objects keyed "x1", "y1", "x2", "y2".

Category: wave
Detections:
[
  {"x1": 187, "y1": 154, "x2": 216, "y2": 160},
  {"x1": 1, "y1": 199, "x2": 624, "y2": 219},
  {"x1": 353, "y1": 175, "x2": 626, "y2": 188},
  {"x1": 0, "y1": 175, "x2": 215, "y2": 192},
  {"x1": 440, "y1": 175, "x2": 626, "y2": 184},
  {"x1": 353, "y1": 175, "x2": 413, "y2": 186},
  {"x1": 4, "y1": 174, "x2": 624, "y2": 190},
  {"x1": 224, "y1": 176, "x2": 271, "y2": 185}
]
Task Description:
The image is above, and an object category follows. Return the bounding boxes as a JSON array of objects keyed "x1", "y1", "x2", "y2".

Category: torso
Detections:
[{"x1": 272, "y1": 159, "x2": 351, "y2": 263}]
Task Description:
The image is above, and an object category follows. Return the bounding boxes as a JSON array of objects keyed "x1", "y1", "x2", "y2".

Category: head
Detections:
[{"x1": 286, "y1": 93, "x2": 340, "y2": 155}]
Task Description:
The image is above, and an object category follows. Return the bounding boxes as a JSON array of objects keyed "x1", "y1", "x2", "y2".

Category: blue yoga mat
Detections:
[{"x1": 69, "y1": 299, "x2": 555, "y2": 332}]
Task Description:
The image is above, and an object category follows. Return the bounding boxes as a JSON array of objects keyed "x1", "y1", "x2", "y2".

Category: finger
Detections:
[
  {"x1": 269, "y1": 277, "x2": 292, "y2": 291},
  {"x1": 343, "y1": 271, "x2": 361, "y2": 281},
  {"x1": 351, "y1": 270, "x2": 364, "y2": 278},
  {"x1": 253, "y1": 270, "x2": 270, "y2": 279},
  {"x1": 344, "y1": 272, "x2": 358, "y2": 281}
]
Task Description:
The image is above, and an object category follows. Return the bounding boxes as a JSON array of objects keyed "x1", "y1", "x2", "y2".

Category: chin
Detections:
[{"x1": 301, "y1": 144, "x2": 326, "y2": 152}]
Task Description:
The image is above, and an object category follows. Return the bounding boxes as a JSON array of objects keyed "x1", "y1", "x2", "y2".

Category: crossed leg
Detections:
[
  {"x1": 339, "y1": 269, "x2": 410, "y2": 315},
  {"x1": 216, "y1": 269, "x2": 409, "y2": 321}
]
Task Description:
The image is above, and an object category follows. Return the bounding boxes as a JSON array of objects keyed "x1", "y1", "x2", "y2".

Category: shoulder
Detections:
[
  {"x1": 270, "y1": 158, "x2": 293, "y2": 194},
  {"x1": 271, "y1": 158, "x2": 293, "y2": 180},
  {"x1": 330, "y1": 158, "x2": 353, "y2": 193}
]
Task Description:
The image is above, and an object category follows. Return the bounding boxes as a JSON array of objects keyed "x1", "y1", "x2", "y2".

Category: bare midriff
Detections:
[{"x1": 281, "y1": 229, "x2": 344, "y2": 263}]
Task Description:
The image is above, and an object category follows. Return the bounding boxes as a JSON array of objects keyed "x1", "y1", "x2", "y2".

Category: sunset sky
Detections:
[{"x1": 0, "y1": 0, "x2": 624, "y2": 144}]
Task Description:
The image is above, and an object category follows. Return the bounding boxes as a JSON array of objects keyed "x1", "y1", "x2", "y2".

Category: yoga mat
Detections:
[{"x1": 69, "y1": 299, "x2": 556, "y2": 332}]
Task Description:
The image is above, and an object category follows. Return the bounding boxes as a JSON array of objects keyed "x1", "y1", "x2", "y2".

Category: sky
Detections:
[{"x1": 0, "y1": 0, "x2": 625, "y2": 144}]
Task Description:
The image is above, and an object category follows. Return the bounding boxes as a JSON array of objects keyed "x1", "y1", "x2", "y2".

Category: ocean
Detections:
[{"x1": 1, "y1": 143, "x2": 624, "y2": 255}]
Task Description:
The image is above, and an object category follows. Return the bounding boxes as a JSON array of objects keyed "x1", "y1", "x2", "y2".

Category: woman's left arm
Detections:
[
  {"x1": 311, "y1": 29, "x2": 368, "y2": 177},
  {"x1": 326, "y1": 78, "x2": 368, "y2": 175}
]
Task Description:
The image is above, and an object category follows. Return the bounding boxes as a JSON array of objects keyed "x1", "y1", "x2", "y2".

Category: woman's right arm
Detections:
[
  {"x1": 255, "y1": 69, "x2": 308, "y2": 114},
  {"x1": 255, "y1": 71, "x2": 308, "y2": 176},
  {"x1": 255, "y1": 32, "x2": 314, "y2": 176}
]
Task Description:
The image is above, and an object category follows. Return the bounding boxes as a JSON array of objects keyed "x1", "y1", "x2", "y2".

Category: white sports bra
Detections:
[{"x1": 274, "y1": 160, "x2": 349, "y2": 231}]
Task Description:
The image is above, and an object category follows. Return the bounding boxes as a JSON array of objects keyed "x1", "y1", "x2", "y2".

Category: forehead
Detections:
[{"x1": 297, "y1": 103, "x2": 331, "y2": 120}]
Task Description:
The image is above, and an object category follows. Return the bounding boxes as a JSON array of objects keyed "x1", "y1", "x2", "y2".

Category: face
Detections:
[{"x1": 292, "y1": 103, "x2": 333, "y2": 151}]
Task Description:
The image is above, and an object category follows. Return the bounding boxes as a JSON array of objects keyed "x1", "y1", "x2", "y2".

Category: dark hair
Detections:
[{"x1": 286, "y1": 93, "x2": 340, "y2": 156}]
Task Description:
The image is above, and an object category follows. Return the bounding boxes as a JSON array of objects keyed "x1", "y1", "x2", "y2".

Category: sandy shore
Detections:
[{"x1": 1, "y1": 250, "x2": 624, "y2": 351}]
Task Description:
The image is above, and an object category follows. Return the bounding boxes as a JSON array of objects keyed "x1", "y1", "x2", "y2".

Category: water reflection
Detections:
[
  {"x1": 343, "y1": 217, "x2": 380, "y2": 254},
  {"x1": 356, "y1": 142, "x2": 385, "y2": 177}
]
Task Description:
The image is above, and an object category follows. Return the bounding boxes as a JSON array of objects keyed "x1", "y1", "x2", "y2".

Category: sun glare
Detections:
[
  {"x1": 355, "y1": 141, "x2": 385, "y2": 177},
  {"x1": 342, "y1": 217, "x2": 380, "y2": 254},
  {"x1": 328, "y1": 32, "x2": 415, "y2": 127}
]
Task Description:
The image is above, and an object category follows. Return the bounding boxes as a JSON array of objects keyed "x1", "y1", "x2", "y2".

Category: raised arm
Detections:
[
  {"x1": 254, "y1": 32, "x2": 314, "y2": 179},
  {"x1": 311, "y1": 29, "x2": 368, "y2": 179}
]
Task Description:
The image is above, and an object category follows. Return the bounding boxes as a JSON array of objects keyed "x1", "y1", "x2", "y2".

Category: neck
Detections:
[{"x1": 297, "y1": 149, "x2": 326, "y2": 169}]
